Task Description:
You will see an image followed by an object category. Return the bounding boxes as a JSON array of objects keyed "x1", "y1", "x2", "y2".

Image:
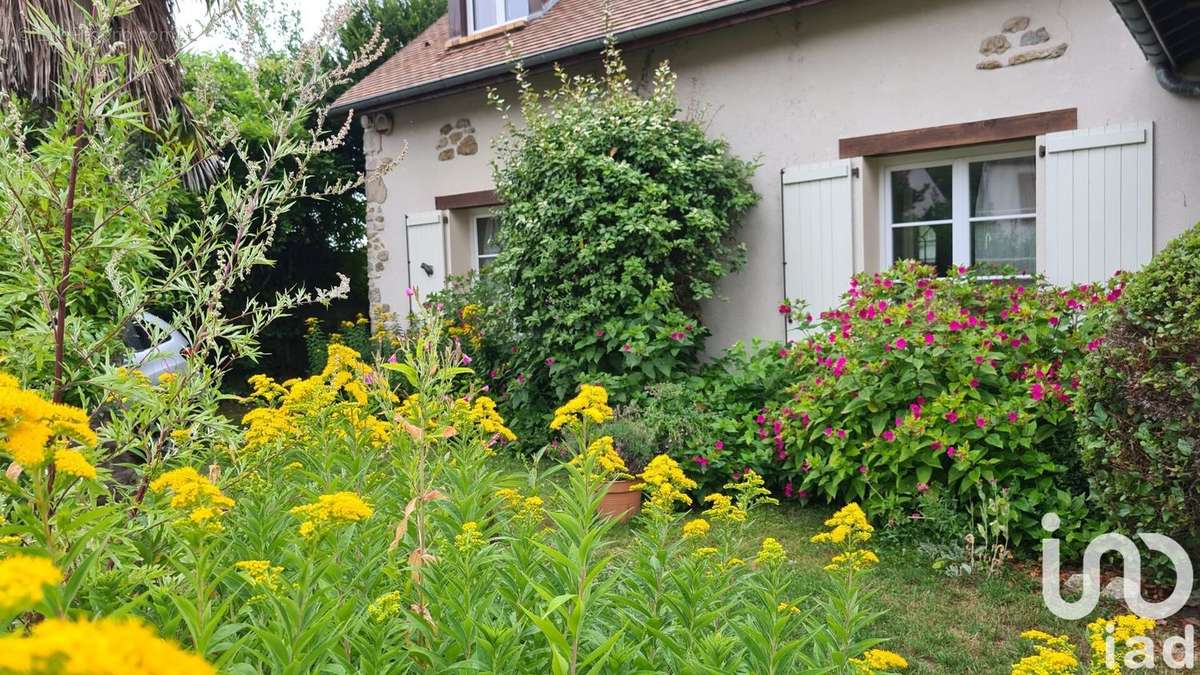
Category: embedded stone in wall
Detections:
[
  {"x1": 1020, "y1": 27, "x2": 1049, "y2": 46},
  {"x1": 980, "y1": 34, "x2": 1010, "y2": 56},
  {"x1": 977, "y1": 17, "x2": 1066, "y2": 71},
  {"x1": 1001, "y1": 16, "x2": 1029, "y2": 33},
  {"x1": 436, "y1": 118, "x2": 478, "y2": 161},
  {"x1": 1008, "y1": 42, "x2": 1068, "y2": 66}
]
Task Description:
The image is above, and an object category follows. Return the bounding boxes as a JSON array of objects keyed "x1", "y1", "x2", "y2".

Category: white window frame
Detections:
[
  {"x1": 467, "y1": 0, "x2": 528, "y2": 33},
  {"x1": 879, "y1": 141, "x2": 1036, "y2": 277},
  {"x1": 472, "y1": 213, "x2": 500, "y2": 270}
]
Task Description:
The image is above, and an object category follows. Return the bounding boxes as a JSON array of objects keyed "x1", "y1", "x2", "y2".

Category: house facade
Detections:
[{"x1": 333, "y1": 0, "x2": 1200, "y2": 351}]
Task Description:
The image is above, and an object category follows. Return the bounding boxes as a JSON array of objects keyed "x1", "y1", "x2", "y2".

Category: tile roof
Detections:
[{"x1": 334, "y1": 0, "x2": 796, "y2": 112}]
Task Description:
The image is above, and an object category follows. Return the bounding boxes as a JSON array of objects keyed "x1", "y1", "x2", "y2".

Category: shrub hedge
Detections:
[
  {"x1": 758, "y1": 262, "x2": 1120, "y2": 549},
  {"x1": 1077, "y1": 221, "x2": 1200, "y2": 562}
]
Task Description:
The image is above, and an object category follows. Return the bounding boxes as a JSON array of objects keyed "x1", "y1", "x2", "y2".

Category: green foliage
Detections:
[
  {"x1": 622, "y1": 341, "x2": 796, "y2": 492},
  {"x1": 477, "y1": 43, "x2": 758, "y2": 435},
  {"x1": 763, "y1": 263, "x2": 1118, "y2": 551},
  {"x1": 302, "y1": 313, "x2": 400, "y2": 375},
  {"x1": 175, "y1": 0, "x2": 443, "y2": 383},
  {"x1": 1077, "y1": 221, "x2": 1200, "y2": 565}
]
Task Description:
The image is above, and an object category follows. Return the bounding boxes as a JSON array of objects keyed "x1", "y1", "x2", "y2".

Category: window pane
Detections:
[
  {"x1": 891, "y1": 166, "x2": 952, "y2": 223},
  {"x1": 472, "y1": 0, "x2": 498, "y2": 29},
  {"x1": 970, "y1": 157, "x2": 1035, "y2": 218},
  {"x1": 505, "y1": 0, "x2": 528, "y2": 20},
  {"x1": 893, "y1": 223, "x2": 952, "y2": 275},
  {"x1": 476, "y1": 217, "x2": 500, "y2": 257},
  {"x1": 971, "y1": 218, "x2": 1035, "y2": 275}
]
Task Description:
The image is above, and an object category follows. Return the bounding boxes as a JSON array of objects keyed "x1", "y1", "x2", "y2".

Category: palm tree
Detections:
[{"x1": 0, "y1": 0, "x2": 194, "y2": 124}]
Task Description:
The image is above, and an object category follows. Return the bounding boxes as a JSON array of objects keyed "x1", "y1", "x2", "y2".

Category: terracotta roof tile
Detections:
[{"x1": 335, "y1": 0, "x2": 778, "y2": 111}]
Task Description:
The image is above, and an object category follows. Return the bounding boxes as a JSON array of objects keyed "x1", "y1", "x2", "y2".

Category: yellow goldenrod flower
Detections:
[
  {"x1": 234, "y1": 560, "x2": 284, "y2": 591},
  {"x1": 777, "y1": 601, "x2": 802, "y2": 614},
  {"x1": 470, "y1": 396, "x2": 516, "y2": 442},
  {"x1": 290, "y1": 491, "x2": 373, "y2": 538},
  {"x1": 549, "y1": 384, "x2": 613, "y2": 430},
  {"x1": 0, "y1": 374, "x2": 95, "y2": 468},
  {"x1": 0, "y1": 616, "x2": 214, "y2": 674},
  {"x1": 1012, "y1": 630, "x2": 1078, "y2": 675},
  {"x1": 811, "y1": 503, "x2": 874, "y2": 546},
  {"x1": 824, "y1": 549, "x2": 880, "y2": 572},
  {"x1": 496, "y1": 487, "x2": 523, "y2": 509},
  {"x1": 755, "y1": 537, "x2": 787, "y2": 566},
  {"x1": 149, "y1": 467, "x2": 234, "y2": 534},
  {"x1": 703, "y1": 493, "x2": 746, "y2": 524},
  {"x1": 454, "y1": 521, "x2": 486, "y2": 553},
  {"x1": 368, "y1": 590, "x2": 404, "y2": 622},
  {"x1": 54, "y1": 448, "x2": 97, "y2": 480},
  {"x1": 1086, "y1": 614, "x2": 1155, "y2": 674},
  {"x1": 693, "y1": 546, "x2": 719, "y2": 559},
  {"x1": 570, "y1": 435, "x2": 628, "y2": 480},
  {"x1": 0, "y1": 554, "x2": 61, "y2": 612},
  {"x1": 682, "y1": 518, "x2": 710, "y2": 539},
  {"x1": 634, "y1": 454, "x2": 697, "y2": 518},
  {"x1": 849, "y1": 648, "x2": 909, "y2": 674}
]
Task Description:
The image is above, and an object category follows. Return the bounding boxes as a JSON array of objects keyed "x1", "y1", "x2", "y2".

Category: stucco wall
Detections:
[{"x1": 364, "y1": 0, "x2": 1200, "y2": 351}]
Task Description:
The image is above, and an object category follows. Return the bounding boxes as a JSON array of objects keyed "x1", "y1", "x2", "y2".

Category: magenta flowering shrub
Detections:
[{"x1": 766, "y1": 262, "x2": 1123, "y2": 548}]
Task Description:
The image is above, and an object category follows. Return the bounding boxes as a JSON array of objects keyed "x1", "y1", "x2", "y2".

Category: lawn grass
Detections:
[{"x1": 494, "y1": 452, "x2": 1152, "y2": 674}]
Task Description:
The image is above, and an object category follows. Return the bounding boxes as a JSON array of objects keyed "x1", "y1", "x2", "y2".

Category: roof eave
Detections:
[{"x1": 332, "y1": 0, "x2": 814, "y2": 115}]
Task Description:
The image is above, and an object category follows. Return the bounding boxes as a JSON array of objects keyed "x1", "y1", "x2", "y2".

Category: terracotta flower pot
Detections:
[{"x1": 598, "y1": 479, "x2": 641, "y2": 523}]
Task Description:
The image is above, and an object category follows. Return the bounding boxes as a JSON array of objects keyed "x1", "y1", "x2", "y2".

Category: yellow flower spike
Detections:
[
  {"x1": 0, "y1": 616, "x2": 215, "y2": 674},
  {"x1": 1085, "y1": 614, "x2": 1155, "y2": 673},
  {"x1": 634, "y1": 455, "x2": 697, "y2": 518},
  {"x1": 289, "y1": 491, "x2": 373, "y2": 538},
  {"x1": 470, "y1": 396, "x2": 516, "y2": 442},
  {"x1": 849, "y1": 649, "x2": 908, "y2": 674},
  {"x1": 1012, "y1": 630, "x2": 1078, "y2": 675},
  {"x1": 54, "y1": 448, "x2": 97, "y2": 480},
  {"x1": 811, "y1": 503, "x2": 874, "y2": 546},
  {"x1": 368, "y1": 591, "x2": 404, "y2": 623},
  {"x1": 0, "y1": 554, "x2": 62, "y2": 613},
  {"x1": 702, "y1": 493, "x2": 746, "y2": 524},
  {"x1": 755, "y1": 537, "x2": 787, "y2": 566},
  {"x1": 454, "y1": 521, "x2": 486, "y2": 553},
  {"x1": 549, "y1": 384, "x2": 613, "y2": 430},
  {"x1": 149, "y1": 467, "x2": 234, "y2": 534},
  {"x1": 682, "y1": 518, "x2": 710, "y2": 539},
  {"x1": 824, "y1": 549, "x2": 880, "y2": 572},
  {"x1": 234, "y1": 560, "x2": 284, "y2": 591}
]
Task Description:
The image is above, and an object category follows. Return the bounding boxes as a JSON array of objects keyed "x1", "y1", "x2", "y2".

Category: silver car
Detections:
[{"x1": 121, "y1": 312, "x2": 190, "y2": 384}]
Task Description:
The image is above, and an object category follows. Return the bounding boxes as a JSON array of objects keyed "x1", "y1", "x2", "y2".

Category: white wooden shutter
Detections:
[
  {"x1": 405, "y1": 210, "x2": 446, "y2": 307},
  {"x1": 1042, "y1": 122, "x2": 1153, "y2": 285},
  {"x1": 781, "y1": 160, "x2": 854, "y2": 335}
]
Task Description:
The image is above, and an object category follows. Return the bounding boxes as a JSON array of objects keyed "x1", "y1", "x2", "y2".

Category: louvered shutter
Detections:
[
  {"x1": 781, "y1": 160, "x2": 855, "y2": 336},
  {"x1": 1041, "y1": 122, "x2": 1153, "y2": 284}
]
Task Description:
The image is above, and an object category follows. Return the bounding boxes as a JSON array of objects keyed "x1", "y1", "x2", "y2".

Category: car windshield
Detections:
[{"x1": 121, "y1": 322, "x2": 152, "y2": 351}]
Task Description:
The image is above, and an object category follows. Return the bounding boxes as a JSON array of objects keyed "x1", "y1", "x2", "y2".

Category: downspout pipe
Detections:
[
  {"x1": 1156, "y1": 66, "x2": 1200, "y2": 97},
  {"x1": 1110, "y1": 0, "x2": 1200, "y2": 96}
]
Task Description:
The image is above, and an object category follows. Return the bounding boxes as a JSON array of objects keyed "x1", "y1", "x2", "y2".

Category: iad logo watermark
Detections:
[{"x1": 1041, "y1": 513, "x2": 1196, "y2": 670}]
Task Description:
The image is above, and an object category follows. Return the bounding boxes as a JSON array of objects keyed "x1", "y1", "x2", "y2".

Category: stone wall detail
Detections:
[
  {"x1": 436, "y1": 118, "x2": 478, "y2": 161},
  {"x1": 361, "y1": 118, "x2": 393, "y2": 326},
  {"x1": 977, "y1": 16, "x2": 1067, "y2": 70}
]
